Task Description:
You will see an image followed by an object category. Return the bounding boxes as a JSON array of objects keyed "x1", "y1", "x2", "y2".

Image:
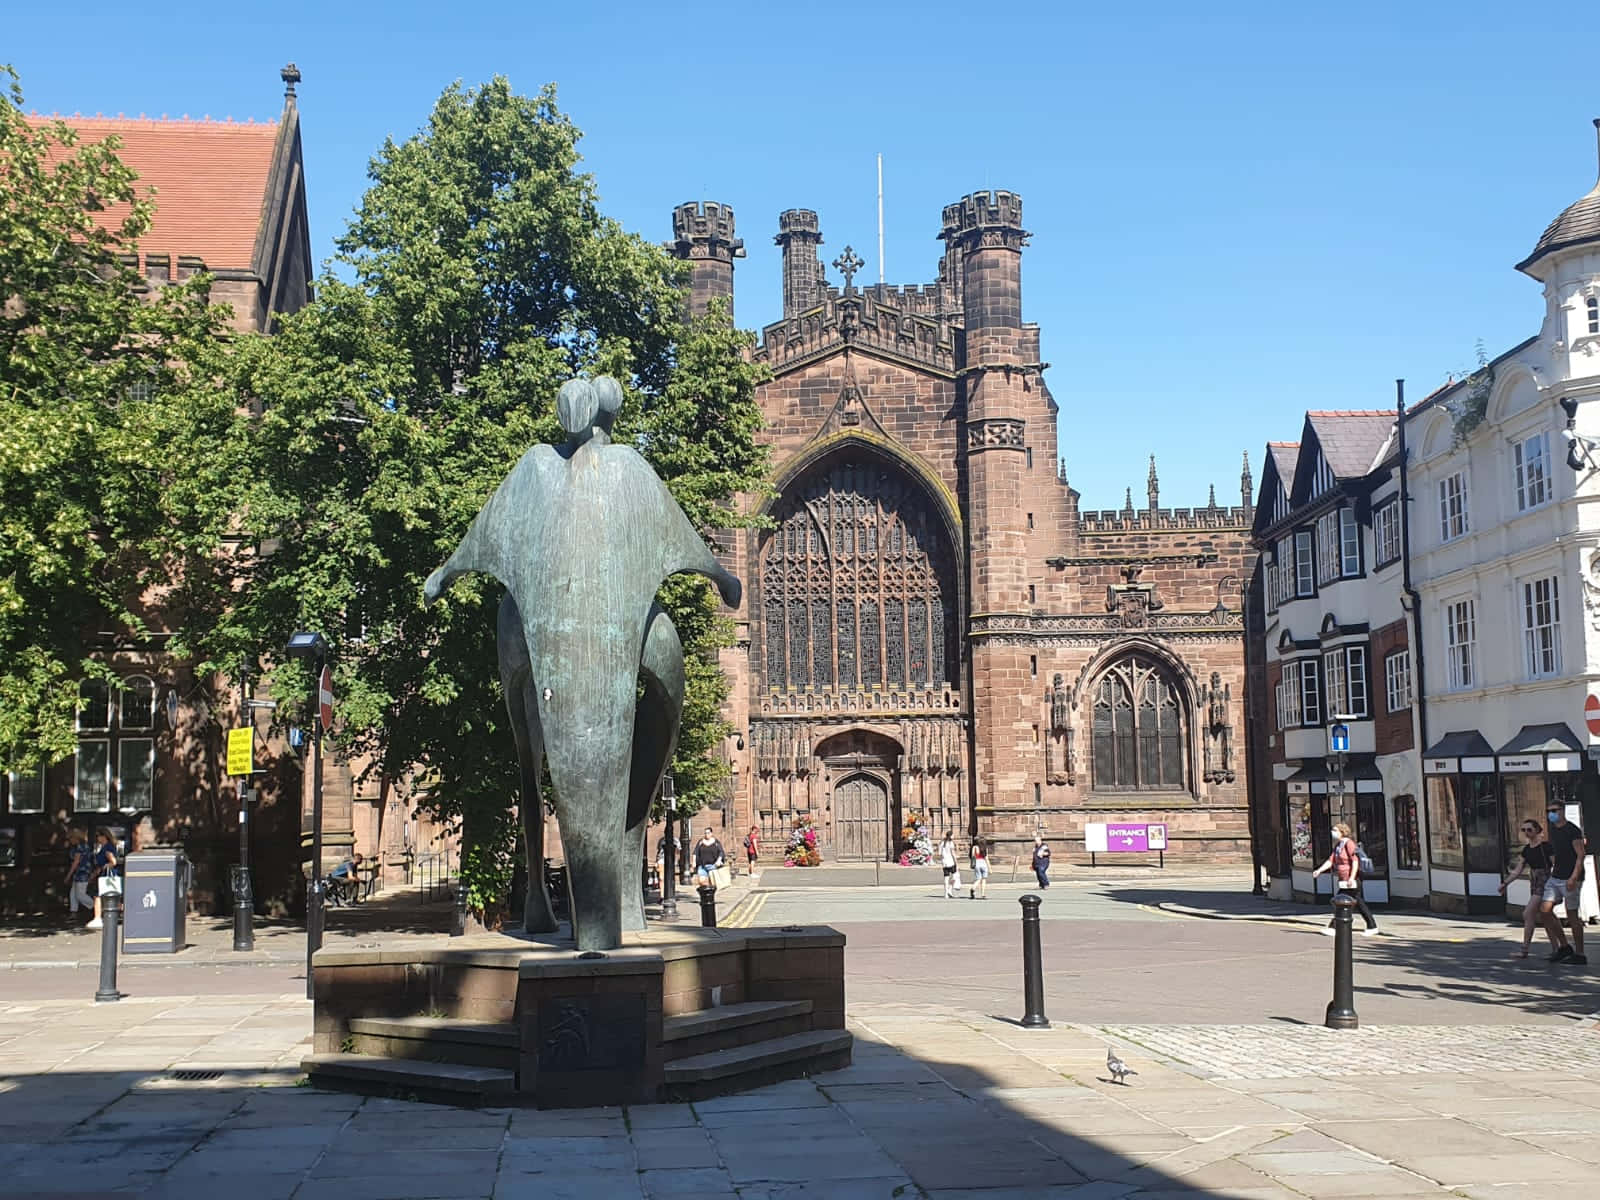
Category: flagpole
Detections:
[{"x1": 877, "y1": 153, "x2": 885, "y2": 286}]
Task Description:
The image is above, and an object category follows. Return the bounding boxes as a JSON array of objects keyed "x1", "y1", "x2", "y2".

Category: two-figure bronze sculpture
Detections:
[{"x1": 423, "y1": 377, "x2": 742, "y2": 951}]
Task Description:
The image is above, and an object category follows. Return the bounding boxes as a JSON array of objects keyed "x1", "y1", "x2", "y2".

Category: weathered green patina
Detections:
[{"x1": 424, "y1": 377, "x2": 741, "y2": 950}]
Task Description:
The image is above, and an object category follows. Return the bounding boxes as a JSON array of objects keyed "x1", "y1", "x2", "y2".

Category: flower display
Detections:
[
  {"x1": 897, "y1": 810, "x2": 934, "y2": 866},
  {"x1": 784, "y1": 816, "x2": 822, "y2": 866}
]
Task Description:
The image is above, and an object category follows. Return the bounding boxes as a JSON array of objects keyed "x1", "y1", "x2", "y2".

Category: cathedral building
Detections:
[{"x1": 669, "y1": 193, "x2": 1257, "y2": 865}]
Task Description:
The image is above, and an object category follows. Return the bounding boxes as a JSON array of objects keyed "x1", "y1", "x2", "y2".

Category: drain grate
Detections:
[{"x1": 170, "y1": 1070, "x2": 222, "y2": 1082}]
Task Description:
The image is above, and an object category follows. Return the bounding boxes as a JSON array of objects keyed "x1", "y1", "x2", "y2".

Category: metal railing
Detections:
[{"x1": 417, "y1": 851, "x2": 453, "y2": 903}]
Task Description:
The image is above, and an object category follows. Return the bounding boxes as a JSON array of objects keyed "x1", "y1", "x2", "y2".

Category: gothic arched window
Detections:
[
  {"x1": 1091, "y1": 655, "x2": 1187, "y2": 791},
  {"x1": 759, "y1": 452, "x2": 957, "y2": 694}
]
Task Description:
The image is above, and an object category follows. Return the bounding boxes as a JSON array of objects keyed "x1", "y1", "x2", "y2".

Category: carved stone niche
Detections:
[
  {"x1": 1199, "y1": 670, "x2": 1235, "y2": 784},
  {"x1": 1044, "y1": 672, "x2": 1074, "y2": 786}
]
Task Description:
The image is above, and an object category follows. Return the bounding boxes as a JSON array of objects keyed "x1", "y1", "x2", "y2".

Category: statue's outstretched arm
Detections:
[
  {"x1": 422, "y1": 449, "x2": 552, "y2": 606},
  {"x1": 654, "y1": 474, "x2": 741, "y2": 609}
]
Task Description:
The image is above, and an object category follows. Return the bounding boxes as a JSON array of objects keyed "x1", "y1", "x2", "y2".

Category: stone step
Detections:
[
  {"x1": 346, "y1": 1017, "x2": 519, "y2": 1069},
  {"x1": 662, "y1": 1029, "x2": 852, "y2": 1101},
  {"x1": 662, "y1": 999, "x2": 812, "y2": 1043},
  {"x1": 661, "y1": 999, "x2": 814, "y2": 1061},
  {"x1": 302, "y1": 1053, "x2": 515, "y2": 1107}
]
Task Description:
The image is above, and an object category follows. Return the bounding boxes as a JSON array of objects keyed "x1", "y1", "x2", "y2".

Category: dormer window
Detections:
[{"x1": 1587, "y1": 296, "x2": 1598, "y2": 335}]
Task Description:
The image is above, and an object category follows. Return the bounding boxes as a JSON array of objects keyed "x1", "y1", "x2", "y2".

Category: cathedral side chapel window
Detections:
[
  {"x1": 759, "y1": 454, "x2": 957, "y2": 693},
  {"x1": 1090, "y1": 655, "x2": 1186, "y2": 791}
]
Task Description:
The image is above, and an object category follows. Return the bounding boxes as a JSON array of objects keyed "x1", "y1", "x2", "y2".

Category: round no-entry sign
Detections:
[
  {"x1": 1586, "y1": 692, "x2": 1600, "y2": 737},
  {"x1": 318, "y1": 665, "x2": 334, "y2": 732}
]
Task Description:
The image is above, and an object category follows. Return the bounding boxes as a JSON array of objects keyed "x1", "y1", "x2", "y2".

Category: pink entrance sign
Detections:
[{"x1": 1106, "y1": 824, "x2": 1149, "y2": 852}]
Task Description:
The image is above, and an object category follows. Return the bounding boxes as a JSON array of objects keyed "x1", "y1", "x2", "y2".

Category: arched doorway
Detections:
[
  {"x1": 817, "y1": 728, "x2": 902, "y2": 862},
  {"x1": 833, "y1": 774, "x2": 890, "y2": 863}
]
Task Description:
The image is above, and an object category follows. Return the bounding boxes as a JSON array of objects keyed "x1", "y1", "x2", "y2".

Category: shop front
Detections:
[
  {"x1": 1285, "y1": 754, "x2": 1389, "y2": 904},
  {"x1": 1496, "y1": 724, "x2": 1584, "y2": 916},
  {"x1": 1422, "y1": 730, "x2": 1501, "y2": 914}
]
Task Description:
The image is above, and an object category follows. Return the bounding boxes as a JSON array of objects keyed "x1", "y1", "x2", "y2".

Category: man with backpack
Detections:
[{"x1": 1311, "y1": 821, "x2": 1379, "y2": 936}]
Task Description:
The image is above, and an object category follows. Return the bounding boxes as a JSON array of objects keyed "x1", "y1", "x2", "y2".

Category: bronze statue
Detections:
[{"x1": 425, "y1": 377, "x2": 741, "y2": 950}]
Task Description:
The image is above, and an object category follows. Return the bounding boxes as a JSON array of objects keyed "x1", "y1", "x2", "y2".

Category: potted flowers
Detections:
[
  {"x1": 898, "y1": 811, "x2": 934, "y2": 866},
  {"x1": 784, "y1": 816, "x2": 822, "y2": 866}
]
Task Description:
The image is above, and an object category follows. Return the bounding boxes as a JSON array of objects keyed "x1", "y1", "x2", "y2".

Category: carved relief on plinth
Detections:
[{"x1": 1199, "y1": 670, "x2": 1235, "y2": 784}]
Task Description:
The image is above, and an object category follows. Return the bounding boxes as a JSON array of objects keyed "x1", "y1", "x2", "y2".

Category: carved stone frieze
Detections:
[{"x1": 966, "y1": 417, "x2": 1026, "y2": 451}]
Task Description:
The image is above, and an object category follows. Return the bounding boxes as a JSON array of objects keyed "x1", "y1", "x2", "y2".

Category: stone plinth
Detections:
[{"x1": 307, "y1": 925, "x2": 849, "y2": 1108}]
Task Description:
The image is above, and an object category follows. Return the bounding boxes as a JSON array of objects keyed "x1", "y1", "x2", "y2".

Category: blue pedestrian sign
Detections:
[{"x1": 1330, "y1": 723, "x2": 1349, "y2": 753}]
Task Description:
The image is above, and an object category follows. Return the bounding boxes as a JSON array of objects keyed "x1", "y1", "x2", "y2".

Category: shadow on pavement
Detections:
[
  {"x1": 1095, "y1": 883, "x2": 1600, "y2": 1021},
  {"x1": 0, "y1": 1037, "x2": 1259, "y2": 1199}
]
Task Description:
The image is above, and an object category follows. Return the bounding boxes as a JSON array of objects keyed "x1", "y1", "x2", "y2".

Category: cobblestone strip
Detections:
[{"x1": 1099, "y1": 1022, "x2": 1600, "y2": 1080}]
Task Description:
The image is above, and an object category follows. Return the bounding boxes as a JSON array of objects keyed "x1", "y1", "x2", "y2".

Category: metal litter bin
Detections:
[{"x1": 122, "y1": 847, "x2": 190, "y2": 954}]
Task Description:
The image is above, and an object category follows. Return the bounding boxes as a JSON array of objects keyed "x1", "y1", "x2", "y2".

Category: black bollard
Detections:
[
  {"x1": 451, "y1": 878, "x2": 469, "y2": 937},
  {"x1": 661, "y1": 834, "x2": 678, "y2": 920},
  {"x1": 698, "y1": 886, "x2": 718, "y2": 929},
  {"x1": 1019, "y1": 894, "x2": 1050, "y2": 1028},
  {"x1": 94, "y1": 888, "x2": 123, "y2": 1003},
  {"x1": 1324, "y1": 890, "x2": 1359, "y2": 1030}
]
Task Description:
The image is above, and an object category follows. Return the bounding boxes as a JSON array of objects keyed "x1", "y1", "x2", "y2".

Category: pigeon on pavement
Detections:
[{"x1": 1106, "y1": 1046, "x2": 1138, "y2": 1085}]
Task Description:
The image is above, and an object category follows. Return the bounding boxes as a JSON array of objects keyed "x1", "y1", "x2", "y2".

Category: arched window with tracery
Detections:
[
  {"x1": 1091, "y1": 655, "x2": 1188, "y2": 792},
  {"x1": 759, "y1": 451, "x2": 957, "y2": 694}
]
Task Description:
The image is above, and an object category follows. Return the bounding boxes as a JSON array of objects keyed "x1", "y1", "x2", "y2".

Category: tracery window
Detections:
[
  {"x1": 760, "y1": 454, "x2": 957, "y2": 692},
  {"x1": 1091, "y1": 655, "x2": 1187, "y2": 791}
]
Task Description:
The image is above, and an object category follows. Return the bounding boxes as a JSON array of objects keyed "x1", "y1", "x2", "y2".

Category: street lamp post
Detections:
[
  {"x1": 660, "y1": 774, "x2": 678, "y2": 920},
  {"x1": 233, "y1": 659, "x2": 256, "y2": 952},
  {"x1": 1329, "y1": 716, "x2": 1352, "y2": 901},
  {"x1": 287, "y1": 631, "x2": 328, "y2": 1001}
]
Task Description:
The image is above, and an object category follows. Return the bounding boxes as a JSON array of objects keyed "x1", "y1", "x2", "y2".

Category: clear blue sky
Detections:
[{"x1": 6, "y1": 2, "x2": 1592, "y2": 508}]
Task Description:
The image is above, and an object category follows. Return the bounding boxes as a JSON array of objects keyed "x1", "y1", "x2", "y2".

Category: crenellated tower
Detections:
[
  {"x1": 942, "y1": 189, "x2": 1040, "y2": 813},
  {"x1": 776, "y1": 209, "x2": 825, "y2": 316},
  {"x1": 670, "y1": 201, "x2": 743, "y2": 320}
]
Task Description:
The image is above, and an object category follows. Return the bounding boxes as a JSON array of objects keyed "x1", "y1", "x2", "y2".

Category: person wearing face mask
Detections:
[
  {"x1": 1310, "y1": 822, "x2": 1379, "y2": 936},
  {"x1": 1541, "y1": 804, "x2": 1587, "y2": 965},
  {"x1": 1499, "y1": 819, "x2": 1564, "y2": 959}
]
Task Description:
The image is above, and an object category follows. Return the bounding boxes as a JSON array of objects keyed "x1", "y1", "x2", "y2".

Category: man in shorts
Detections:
[{"x1": 1544, "y1": 805, "x2": 1587, "y2": 965}]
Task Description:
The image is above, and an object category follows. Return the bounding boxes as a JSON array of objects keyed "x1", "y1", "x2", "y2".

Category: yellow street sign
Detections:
[{"x1": 226, "y1": 727, "x2": 254, "y2": 776}]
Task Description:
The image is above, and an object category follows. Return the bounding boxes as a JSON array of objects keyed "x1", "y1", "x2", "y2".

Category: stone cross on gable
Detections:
[{"x1": 833, "y1": 246, "x2": 865, "y2": 290}]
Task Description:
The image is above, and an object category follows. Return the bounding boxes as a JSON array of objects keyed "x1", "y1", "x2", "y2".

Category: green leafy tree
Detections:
[
  {"x1": 0, "y1": 64, "x2": 236, "y2": 774},
  {"x1": 207, "y1": 78, "x2": 768, "y2": 914}
]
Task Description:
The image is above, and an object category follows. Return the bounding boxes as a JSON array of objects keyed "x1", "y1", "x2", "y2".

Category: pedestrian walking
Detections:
[
  {"x1": 1311, "y1": 822, "x2": 1378, "y2": 936},
  {"x1": 1543, "y1": 805, "x2": 1587, "y2": 965},
  {"x1": 693, "y1": 827, "x2": 725, "y2": 891},
  {"x1": 64, "y1": 827, "x2": 92, "y2": 917},
  {"x1": 743, "y1": 825, "x2": 760, "y2": 872},
  {"x1": 940, "y1": 831, "x2": 959, "y2": 898},
  {"x1": 1501, "y1": 819, "x2": 1563, "y2": 958},
  {"x1": 86, "y1": 826, "x2": 118, "y2": 931},
  {"x1": 1031, "y1": 834, "x2": 1051, "y2": 889},
  {"x1": 969, "y1": 836, "x2": 990, "y2": 899}
]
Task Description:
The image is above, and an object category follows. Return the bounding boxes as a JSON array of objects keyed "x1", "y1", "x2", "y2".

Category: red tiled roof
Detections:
[{"x1": 24, "y1": 114, "x2": 280, "y2": 272}]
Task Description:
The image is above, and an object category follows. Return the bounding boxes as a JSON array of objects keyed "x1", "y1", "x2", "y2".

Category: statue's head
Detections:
[
  {"x1": 557, "y1": 378, "x2": 599, "y2": 439},
  {"x1": 592, "y1": 376, "x2": 623, "y2": 435}
]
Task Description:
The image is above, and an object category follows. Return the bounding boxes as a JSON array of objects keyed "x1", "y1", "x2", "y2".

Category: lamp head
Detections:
[{"x1": 285, "y1": 631, "x2": 328, "y2": 660}]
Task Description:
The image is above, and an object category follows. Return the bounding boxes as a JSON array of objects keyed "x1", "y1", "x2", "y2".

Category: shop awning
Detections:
[
  {"x1": 1497, "y1": 724, "x2": 1583, "y2": 755},
  {"x1": 1288, "y1": 754, "x2": 1382, "y2": 782},
  {"x1": 1286, "y1": 753, "x2": 1383, "y2": 794},
  {"x1": 1496, "y1": 724, "x2": 1584, "y2": 773},
  {"x1": 1423, "y1": 730, "x2": 1496, "y2": 775},
  {"x1": 1422, "y1": 730, "x2": 1494, "y2": 758}
]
